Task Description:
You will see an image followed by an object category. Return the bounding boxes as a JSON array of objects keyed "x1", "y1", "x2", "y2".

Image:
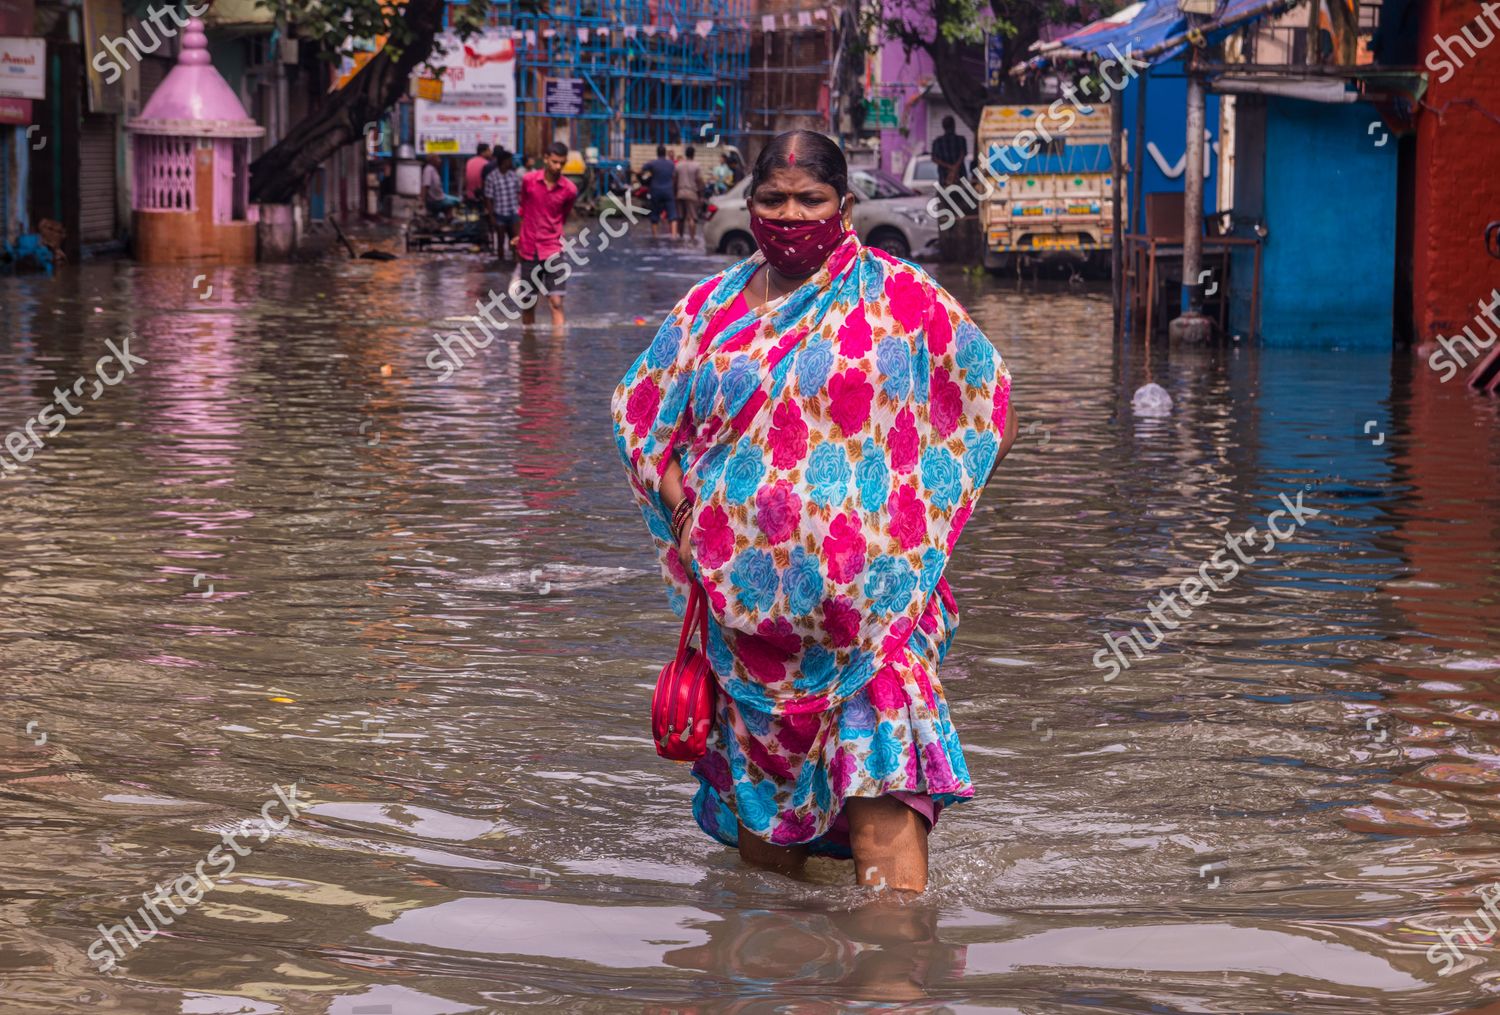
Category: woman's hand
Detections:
[
  {"x1": 676, "y1": 518, "x2": 694, "y2": 576},
  {"x1": 987, "y1": 405, "x2": 1019, "y2": 486},
  {"x1": 661, "y1": 458, "x2": 697, "y2": 580}
]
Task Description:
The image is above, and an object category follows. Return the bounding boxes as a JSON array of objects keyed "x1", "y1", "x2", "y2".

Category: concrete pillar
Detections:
[{"x1": 256, "y1": 202, "x2": 295, "y2": 261}]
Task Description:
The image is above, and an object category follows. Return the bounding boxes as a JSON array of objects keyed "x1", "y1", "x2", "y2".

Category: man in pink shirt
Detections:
[
  {"x1": 515, "y1": 142, "x2": 579, "y2": 329},
  {"x1": 464, "y1": 143, "x2": 491, "y2": 202}
]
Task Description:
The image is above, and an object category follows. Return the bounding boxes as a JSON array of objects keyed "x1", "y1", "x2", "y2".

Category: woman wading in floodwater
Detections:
[{"x1": 611, "y1": 130, "x2": 1015, "y2": 892}]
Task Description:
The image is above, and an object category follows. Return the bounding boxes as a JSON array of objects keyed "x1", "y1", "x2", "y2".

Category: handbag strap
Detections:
[
  {"x1": 674, "y1": 583, "x2": 703, "y2": 667},
  {"x1": 695, "y1": 582, "x2": 710, "y2": 651},
  {"x1": 673, "y1": 583, "x2": 712, "y2": 668}
]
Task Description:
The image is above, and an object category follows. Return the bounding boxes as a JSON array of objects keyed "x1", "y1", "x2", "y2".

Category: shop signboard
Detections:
[{"x1": 0, "y1": 36, "x2": 44, "y2": 99}]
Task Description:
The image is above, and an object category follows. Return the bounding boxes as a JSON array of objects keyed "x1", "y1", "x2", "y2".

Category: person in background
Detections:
[
  {"x1": 480, "y1": 142, "x2": 504, "y2": 191},
  {"x1": 464, "y1": 143, "x2": 491, "y2": 202},
  {"x1": 376, "y1": 158, "x2": 396, "y2": 207},
  {"x1": 931, "y1": 116, "x2": 968, "y2": 189},
  {"x1": 422, "y1": 154, "x2": 460, "y2": 216},
  {"x1": 484, "y1": 147, "x2": 521, "y2": 262},
  {"x1": 712, "y1": 152, "x2": 734, "y2": 195},
  {"x1": 515, "y1": 141, "x2": 578, "y2": 330},
  {"x1": 479, "y1": 145, "x2": 503, "y2": 253},
  {"x1": 642, "y1": 144, "x2": 678, "y2": 239},
  {"x1": 675, "y1": 144, "x2": 704, "y2": 243}
]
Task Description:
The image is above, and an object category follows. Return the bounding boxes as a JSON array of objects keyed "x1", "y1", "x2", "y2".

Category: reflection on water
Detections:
[{"x1": 1, "y1": 236, "x2": 1499, "y2": 1014}]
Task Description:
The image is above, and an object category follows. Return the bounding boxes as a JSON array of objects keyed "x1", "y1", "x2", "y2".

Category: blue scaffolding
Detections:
[{"x1": 456, "y1": 0, "x2": 751, "y2": 159}]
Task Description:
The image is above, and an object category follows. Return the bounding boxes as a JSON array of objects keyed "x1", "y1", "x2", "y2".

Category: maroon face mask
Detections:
[{"x1": 749, "y1": 211, "x2": 848, "y2": 278}]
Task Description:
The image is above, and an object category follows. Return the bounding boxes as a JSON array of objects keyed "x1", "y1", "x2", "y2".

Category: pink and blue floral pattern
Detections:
[{"x1": 612, "y1": 233, "x2": 1009, "y2": 849}]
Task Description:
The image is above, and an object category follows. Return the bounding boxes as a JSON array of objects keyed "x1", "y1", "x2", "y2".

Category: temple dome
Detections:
[{"x1": 127, "y1": 18, "x2": 265, "y2": 138}]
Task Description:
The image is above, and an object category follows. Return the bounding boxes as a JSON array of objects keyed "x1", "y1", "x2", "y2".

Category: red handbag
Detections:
[{"x1": 651, "y1": 583, "x2": 717, "y2": 762}]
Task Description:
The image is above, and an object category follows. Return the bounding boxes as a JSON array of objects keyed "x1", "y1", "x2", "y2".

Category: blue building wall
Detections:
[
  {"x1": 1, "y1": 126, "x2": 31, "y2": 247},
  {"x1": 1119, "y1": 60, "x2": 1221, "y2": 233},
  {"x1": 1230, "y1": 96, "x2": 1396, "y2": 347}
]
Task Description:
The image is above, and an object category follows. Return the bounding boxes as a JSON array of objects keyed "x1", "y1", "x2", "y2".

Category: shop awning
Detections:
[{"x1": 1015, "y1": 0, "x2": 1297, "y2": 74}]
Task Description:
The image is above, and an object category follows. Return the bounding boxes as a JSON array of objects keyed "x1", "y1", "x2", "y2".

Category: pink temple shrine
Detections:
[{"x1": 126, "y1": 18, "x2": 264, "y2": 264}]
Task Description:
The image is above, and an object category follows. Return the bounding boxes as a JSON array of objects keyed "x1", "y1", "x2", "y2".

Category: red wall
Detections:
[{"x1": 1413, "y1": 0, "x2": 1500, "y2": 341}]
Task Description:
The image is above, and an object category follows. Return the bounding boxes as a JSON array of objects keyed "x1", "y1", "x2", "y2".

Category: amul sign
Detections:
[{"x1": 0, "y1": 37, "x2": 44, "y2": 100}]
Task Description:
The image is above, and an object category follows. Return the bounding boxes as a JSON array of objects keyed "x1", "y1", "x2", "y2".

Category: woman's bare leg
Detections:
[
  {"x1": 737, "y1": 822, "x2": 809, "y2": 876},
  {"x1": 846, "y1": 796, "x2": 929, "y2": 893}
]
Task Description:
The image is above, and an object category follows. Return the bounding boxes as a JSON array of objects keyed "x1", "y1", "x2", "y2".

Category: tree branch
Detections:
[{"x1": 248, "y1": 0, "x2": 447, "y2": 205}]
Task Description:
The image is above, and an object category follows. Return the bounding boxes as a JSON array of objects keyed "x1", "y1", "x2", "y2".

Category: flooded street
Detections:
[{"x1": 2, "y1": 233, "x2": 1499, "y2": 1014}]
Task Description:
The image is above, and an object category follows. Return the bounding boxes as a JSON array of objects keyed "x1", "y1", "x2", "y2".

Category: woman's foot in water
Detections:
[
  {"x1": 847, "y1": 795, "x2": 929, "y2": 893},
  {"x1": 737, "y1": 822, "x2": 809, "y2": 876}
]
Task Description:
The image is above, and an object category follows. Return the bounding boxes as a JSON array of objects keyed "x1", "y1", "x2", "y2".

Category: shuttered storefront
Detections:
[
  {"x1": 79, "y1": 114, "x2": 118, "y2": 244},
  {"x1": 139, "y1": 56, "x2": 171, "y2": 108}
]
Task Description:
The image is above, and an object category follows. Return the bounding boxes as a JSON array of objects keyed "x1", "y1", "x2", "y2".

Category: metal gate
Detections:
[{"x1": 79, "y1": 114, "x2": 118, "y2": 244}]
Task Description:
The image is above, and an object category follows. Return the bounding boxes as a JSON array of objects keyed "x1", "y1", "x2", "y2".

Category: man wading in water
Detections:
[{"x1": 515, "y1": 142, "x2": 578, "y2": 330}]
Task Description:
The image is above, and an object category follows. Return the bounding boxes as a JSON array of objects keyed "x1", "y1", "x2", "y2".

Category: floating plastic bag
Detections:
[{"x1": 1131, "y1": 382, "x2": 1173, "y2": 417}]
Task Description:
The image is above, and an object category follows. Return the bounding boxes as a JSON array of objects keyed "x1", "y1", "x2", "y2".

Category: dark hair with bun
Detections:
[{"x1": 748, "y1": 129, "x2": 848, "y2": 201}]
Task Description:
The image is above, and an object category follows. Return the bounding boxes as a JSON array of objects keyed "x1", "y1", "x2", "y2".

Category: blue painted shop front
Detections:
[{"x1": 1228, "y1": 96, "x2": 1397, "y2": 347}]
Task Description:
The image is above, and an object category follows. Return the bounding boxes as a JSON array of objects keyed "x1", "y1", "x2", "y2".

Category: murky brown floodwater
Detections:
[{"x1": 1, "y1": 232, "x2": 1499, "y2": 1015}]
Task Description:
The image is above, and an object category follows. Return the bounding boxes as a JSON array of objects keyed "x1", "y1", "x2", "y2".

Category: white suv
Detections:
[
  {"x1": 703, "y1": 169, "x2": 940, "y2": 261},
  {"x1": 902, "y1": 153, "x2": 941, "y2": 195}
]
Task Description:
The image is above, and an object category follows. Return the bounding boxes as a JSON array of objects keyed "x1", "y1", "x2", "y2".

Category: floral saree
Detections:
[{"x1": 611, "y1": 232, "x2": 1010, "y2": 851}]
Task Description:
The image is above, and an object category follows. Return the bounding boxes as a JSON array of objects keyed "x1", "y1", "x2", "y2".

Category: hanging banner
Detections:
[
  {"x1": 416, "y1": 99, "x2": 516, "y2": 154},
  {"x1": 335, "y1": 39, "x2": 383, "y2": 91},
  {"x1": 415, "y1": 32, "x2": 516, "y2": 153},
  {"x1": 985, "y1": 33, "x2": 1005, "y2": 92},
  {"x1": 80, "y1": 0, "x2": 122, "y2": 112},
  {"x1": 427, "y1": 32, "x2": 516, "y2": 97}
]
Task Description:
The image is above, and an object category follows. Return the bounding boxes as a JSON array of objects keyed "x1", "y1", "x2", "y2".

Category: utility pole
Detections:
[
  {"x1": 1168, "y1": 16, "x2": 1212, "y2": 342},
  {"x1": 1111, "y1": 91, "x2": 1124, "y2": 339}
]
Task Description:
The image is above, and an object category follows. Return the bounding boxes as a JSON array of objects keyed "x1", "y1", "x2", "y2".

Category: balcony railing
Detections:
[{"x1": 1239, "y1": 0, "x2": 1384, "y2": 69}]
